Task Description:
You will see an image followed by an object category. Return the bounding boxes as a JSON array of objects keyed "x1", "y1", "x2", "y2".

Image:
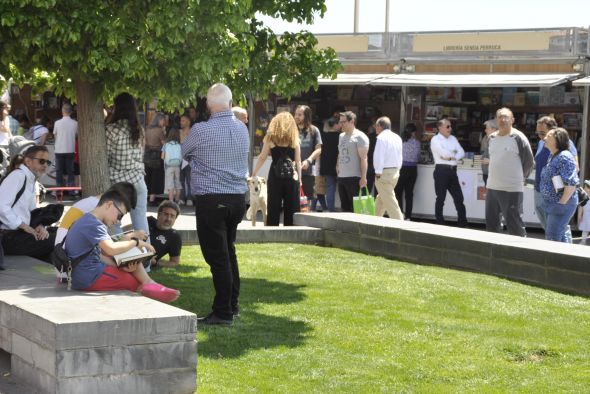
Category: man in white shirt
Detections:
[
  {"x1": 430, "y1": 118, "x2": 467, "y2": 227},
  {"x1": 485, "y1": 107, "x2": 534, "y2": 237},
  {"x1": 53, "y1": 103, "x2": 78, "y2": 188},
  {"x1": 373, "y1": 117, "x2": 403, "y2": 220}
]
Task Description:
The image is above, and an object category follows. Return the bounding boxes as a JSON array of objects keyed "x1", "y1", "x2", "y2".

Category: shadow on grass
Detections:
[{"x1": 152, "y1": 265, "x2": 311, "y2": 359}]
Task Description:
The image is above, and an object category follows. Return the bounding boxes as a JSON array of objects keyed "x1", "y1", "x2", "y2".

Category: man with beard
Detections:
[{"x1": 148, "y1": 200, "x2": 182, "y2": 268}]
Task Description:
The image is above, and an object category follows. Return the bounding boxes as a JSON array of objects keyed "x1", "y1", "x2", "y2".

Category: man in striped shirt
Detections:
[{"x1": 182, "y1": 83, "x2": 249, "y2": 326}]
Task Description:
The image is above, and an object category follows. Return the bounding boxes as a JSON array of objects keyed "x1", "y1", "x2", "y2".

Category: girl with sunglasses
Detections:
[{"x1": 0, "y1": 145, "x2": 57, "y2": 267}]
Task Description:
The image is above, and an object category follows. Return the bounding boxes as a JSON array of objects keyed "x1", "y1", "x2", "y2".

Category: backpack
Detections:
[
  {"x1": 273, "y1": 151, "x2": 295, "y2": 179},
  {"x1": 164, "y1": 142, "x2": 182, "y2": 167}
]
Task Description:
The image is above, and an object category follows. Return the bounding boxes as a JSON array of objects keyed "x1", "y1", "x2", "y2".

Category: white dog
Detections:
[{"x1": 246, "y1": 176, "x2": 267, "y2": 226}]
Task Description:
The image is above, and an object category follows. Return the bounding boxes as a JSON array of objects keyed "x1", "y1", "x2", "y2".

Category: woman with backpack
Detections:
[
  {"x1": 161, "y1": 128, "x2": 183, "y2": 203},
  {"x1": 251, "y1": 112, "x2": 302, "y2": 226}
]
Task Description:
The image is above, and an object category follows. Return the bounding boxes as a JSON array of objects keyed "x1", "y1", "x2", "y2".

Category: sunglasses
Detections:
[
  {"x1": 31, "y1": 157, "x2": 52, "y2": 166},
  {"x1": 113, "y1": 203, "x2": 125, "y2": 221}
]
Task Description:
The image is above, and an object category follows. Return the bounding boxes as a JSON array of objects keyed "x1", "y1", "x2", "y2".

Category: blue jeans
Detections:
[
  {"x1": 325, "y1": 175, "x2": 337, "y2": 212},
  {"x1": 130, "y1": 179, "x2": 150, "y2": 238},
  {"x1": 534, "y1": 189, "x2": 547, "y2": 229},
  {"x1": 543, "y1": 198, "x2": 577, "y2": 243}
]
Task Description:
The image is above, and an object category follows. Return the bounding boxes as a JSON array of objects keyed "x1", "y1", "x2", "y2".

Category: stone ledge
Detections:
[{"x1": 295, "y1": 212, "x2": 590, "y2": 297}]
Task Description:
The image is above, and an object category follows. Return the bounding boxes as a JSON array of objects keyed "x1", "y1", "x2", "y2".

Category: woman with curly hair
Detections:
[{"x1": 252, "y1": 112, "x2": 302, "y2": 226}]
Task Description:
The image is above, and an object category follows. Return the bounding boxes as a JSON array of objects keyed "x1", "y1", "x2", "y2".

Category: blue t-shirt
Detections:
[
  {"x1": 534, "y1": 139, "x2": 577, "y2": 192},
  {"x1": 64, "y1": 213, "x2": 110, "y2": 290}
]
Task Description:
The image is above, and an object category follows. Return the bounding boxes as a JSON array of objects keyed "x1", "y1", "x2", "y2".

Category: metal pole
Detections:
[
  {"x1": 399, "y1": 86, "x2": 407, "y2": 134},
  {"x1": 354, "y1": 0, "x2": 359, "y2": 33},
  {"x1": 385, "y1": 0, "x2": 390, "y2": 33}
]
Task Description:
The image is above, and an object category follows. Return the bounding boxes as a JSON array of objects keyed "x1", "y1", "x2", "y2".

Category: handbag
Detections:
[
  {"x1": 353, "y1": 186, "x2": 376, "y2": 216},
  {"x1": 299, "y1": 185, "x2": 309, "y2": 212}
]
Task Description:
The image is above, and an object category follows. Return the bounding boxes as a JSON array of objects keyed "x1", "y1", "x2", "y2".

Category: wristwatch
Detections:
[{"x1": 131, "y1": 237, "x2": 139, "y2": 247}]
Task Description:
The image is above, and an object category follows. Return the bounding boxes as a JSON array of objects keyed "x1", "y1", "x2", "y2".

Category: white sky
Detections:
[{"x1": 258, "y1": 0, "x2": 590, "y2": 33}]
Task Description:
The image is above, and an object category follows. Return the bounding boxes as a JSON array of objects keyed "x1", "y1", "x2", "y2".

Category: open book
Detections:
[{"x1": 114, "y1": 247, "x2": 155, "y2": 268}]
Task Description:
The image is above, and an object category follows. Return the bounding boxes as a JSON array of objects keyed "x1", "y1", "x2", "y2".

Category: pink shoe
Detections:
[{"x1": 141, "y1": 283, "x2": 180, "y2": 303}]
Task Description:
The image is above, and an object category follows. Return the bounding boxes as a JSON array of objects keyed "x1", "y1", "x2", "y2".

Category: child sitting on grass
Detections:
[{"x1": 65, "y1": 189, "x2": 179, "y2": 303}]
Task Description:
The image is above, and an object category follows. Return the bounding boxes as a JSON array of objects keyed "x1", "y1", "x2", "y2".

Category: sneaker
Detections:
[
  {"x1": 140, "y1": 283, "x2": 180, "y2": 303},
  {"x1": 187, "y1": 200, "x2": 193, "y2": 207},
  {"x1": 55, "y1": 269, "x2": 68, "y2": 284},
  {"x1": 178, "y1": 200, "x2": 185, "y2": 206},
  {"x1": 232, "y1": 305, "x2": 240, "y2": 318},
  {"x1": 198, "y1": 313, "x2": 233, "y2": 326}
]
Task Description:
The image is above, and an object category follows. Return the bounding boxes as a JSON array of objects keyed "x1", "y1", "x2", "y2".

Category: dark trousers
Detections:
[
  {"x1": 485, "y1": 189, "x2": 526, "y2": 237},
  {"x1": 267, "y1": 174, "x2": 299, "y2": 226},
  {"x1": 180, "y1": 165, "x2": 192, "y2": 202},
  {"x1": 195, "y1": 194, "x2": 245, "y2": 320},
  {"x1": 301, "y1": 175, "x2": 315, "y2": 200},
  {"x1": 55, "y1": 153, "x2": 75, "y2": 187},
  {"x1": 433, "y1": 165, "x2": 467, "y2": 226},
  {"x1": 1, "y1": 227, "x2": 57, "y2": 264},
  {"x1": 338, "y1": 177, "x2": 360, "y2": 213},
  {"x1": 394, "y1": 166, "x2": 418, "y2": 219}
]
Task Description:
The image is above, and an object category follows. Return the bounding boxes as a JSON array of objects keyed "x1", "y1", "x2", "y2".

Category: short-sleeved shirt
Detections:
[
  {"x1": 65, "y1": 213, "x2": 110, "y2": 290},
  {"x1": 55, "y1": 196, "x2": 100, "y2": 245},
  {"x1": 147, "y1": 216, "x2": 182, "y2": 260},
  {"x1": 540, "y1": 150, "x2": 579, "y2": 203},
  {"x1": 534, "y1": 139, "x2": 577, "y2": 192},
  {"x1": 299, "y1": 126, "x2": 322, "y2": 176},
  {"x1": 31, "y1": 125, "x2": 49, "y2": 145},
  {"x1": 338, "y1": 129, "x2": 369, "y2": 178},
  {"x1": 53, "y1": 116, "x2": 78, "y2": 153}
]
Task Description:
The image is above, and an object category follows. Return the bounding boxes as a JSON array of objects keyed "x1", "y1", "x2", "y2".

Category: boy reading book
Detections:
[{"x1": 65, "y1": 190, "x2": 179, "y2": 303}]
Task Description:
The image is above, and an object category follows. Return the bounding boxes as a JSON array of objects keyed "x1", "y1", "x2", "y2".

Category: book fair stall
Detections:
[{"x1": 252, "y1": 27, "x2": 590, "y2": 225}]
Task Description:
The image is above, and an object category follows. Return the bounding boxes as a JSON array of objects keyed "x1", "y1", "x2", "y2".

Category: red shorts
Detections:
[{"x1": 85, "y1": 266, "x2": 140, "y2": 292}]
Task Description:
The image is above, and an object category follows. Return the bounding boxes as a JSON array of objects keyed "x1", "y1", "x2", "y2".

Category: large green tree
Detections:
[{"x1": 0, "y1": 0, "x2": 339, "y2": 195}]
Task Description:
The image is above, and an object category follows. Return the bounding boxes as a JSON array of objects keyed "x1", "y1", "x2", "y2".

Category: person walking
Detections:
[
  {"x1": 337, "y1": 111, "x2": 369, "y2": 212},
  {"x1": 430, "y1": 118, "x2": 467, "y2": 227},
  {"x1": 182, "y1": 83, "x2": 249, "y2": 325},
  {"x1": 251, "y1": 112, "x2": 302, "y2": 226},
  {"x1": 373, "y1": 116, "x2": 403, "y2": 220}
]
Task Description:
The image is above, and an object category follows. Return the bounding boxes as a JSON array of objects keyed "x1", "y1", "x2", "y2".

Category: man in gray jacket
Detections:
[{"x1": 485, "y1": 107, "x2": 534, "y2": 236}]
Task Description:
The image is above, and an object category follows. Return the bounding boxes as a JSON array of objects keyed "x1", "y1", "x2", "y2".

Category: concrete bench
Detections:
[
  {"x1": 0, "y1": 256, "x2": 197, "y2": 394},
  {"x1": 294, "y1": 212, "x2": 590, "y2": 297}
]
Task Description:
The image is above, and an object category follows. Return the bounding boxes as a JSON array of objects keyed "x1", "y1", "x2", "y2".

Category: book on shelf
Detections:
[
  {"x1": 563, "y1": 113, "x2": 581, "y2": 129},
  {"x1": 425, "y1": 105, "x2": 443, "y2": 120},
  {"x1": 525, "y1": 91, "x2": 540, "y2": 106},
  {"x1": 549, "y1": 86, "x2": 565, "y2": 106},
  {"x1": 539, "y1": 87, "x2": 551, "y2": 106},
  {"x1": 114, "y1": 247, "x2": 155, "y2": 268},
  {"x1": 502, "y1": 87, "x2": 517, "y2": 106},
  {"x1": 513, "y1": 92, "x2": 526, "y2": 106},
  {"x1": 563, "y1": 92, "x2": 580, "y2": 106},
  {"x1": 425, "y1": 87, "x2": 445, "y2": 100},
  {"x1": 337, "y1": 87, "x2": 354, "y2": 101}
]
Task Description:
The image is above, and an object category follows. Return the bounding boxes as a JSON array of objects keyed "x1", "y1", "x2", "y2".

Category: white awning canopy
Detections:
[
  {"x1": 573, "y1": 76, "x2": 590, "y2": 86},
  {"x1": 318, "y1": 73, "x2": 390, "y2": 85},
  {"x1": 319, "y1": 73, "x2": 581, "y2": 87}
]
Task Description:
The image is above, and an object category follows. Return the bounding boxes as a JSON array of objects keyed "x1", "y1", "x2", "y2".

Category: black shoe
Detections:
[
  {"x1": 232, "y1": 306, "x2": 240, "y2": 318},
  {"x1": 198, "y1": 313, "x2": 233, "y2": 326}
]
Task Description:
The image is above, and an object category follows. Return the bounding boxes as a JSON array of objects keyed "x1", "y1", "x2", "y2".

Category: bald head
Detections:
[{"x1": 207, "y1": 83, "x2": 232, "y2": 114}]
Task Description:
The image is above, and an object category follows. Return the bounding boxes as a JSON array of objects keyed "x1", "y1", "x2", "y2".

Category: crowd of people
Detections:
[{"x1": 1, "y1": 85, "x2": 589, "y2": 327}]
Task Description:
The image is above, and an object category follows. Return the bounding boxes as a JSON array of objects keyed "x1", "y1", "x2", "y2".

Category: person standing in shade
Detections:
[
  {"x1": 533, "y1": 116, "x2": 578, "y2": 233},
  {"x1": 373, "y1": 117, "x2": 403, "y2": 220},
  {"x1": 53, "y1": 103, "x2": 78, "y2": 190},
  {"x1": 337, "y1": 111, "x2": 369, "y2": 212},
  {"x1": 430, "y1": 118, "x2": 467, "y2": 227},
  {"x1": 394, "y1": 123, "x2": 421, "y2": 220},
  {"x1": 320, "y1": 106, "x2": 344, "y2": 211},
  {"x1": 485, "y1": 107, "x2": 534, "y2": 237},
  {"x1": 182, "y1": 83, "x2": 249, "y2": 326},
  {"x1": 179, "y1": 114, "x2": 193, "y2": 206},
  {"x1": 480, "y1": 118, "x2": 497, "y2": 186},
  {"x1": 144, "y1": 113, "x2": 166, "y2": 206},
  {"x1": 294, "y1": 105, "x2": 322, "y2": 203}
]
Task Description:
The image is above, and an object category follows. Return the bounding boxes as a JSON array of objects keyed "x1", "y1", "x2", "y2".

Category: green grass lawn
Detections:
[{"x1": 151, "y1": 244, "x2": 590, "y2": 393}]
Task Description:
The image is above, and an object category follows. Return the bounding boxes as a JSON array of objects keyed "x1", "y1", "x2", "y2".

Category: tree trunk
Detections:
[{"x1": 74, "y1": 78, "x2": 110, "y2": 196}]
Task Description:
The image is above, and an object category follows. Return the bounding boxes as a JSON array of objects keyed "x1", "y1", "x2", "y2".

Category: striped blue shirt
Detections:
[{"x1": 182, "y1": 110, "x2": 249, "y2": 195}]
